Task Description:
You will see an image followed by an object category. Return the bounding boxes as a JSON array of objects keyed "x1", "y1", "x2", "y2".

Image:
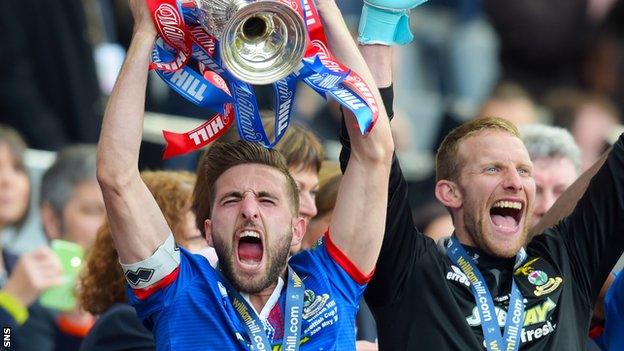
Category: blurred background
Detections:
[{"x1": 1, "y1": 0, "x2": 624, "y2": 267}]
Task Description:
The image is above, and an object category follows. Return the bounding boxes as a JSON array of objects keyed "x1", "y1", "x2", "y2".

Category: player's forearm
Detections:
[
  {"x1": 97, "y1": 30, "x2": 156, "y2": 187},
  {"x1": 359, "y1": 45, "x2": 393, "y2": 88}
]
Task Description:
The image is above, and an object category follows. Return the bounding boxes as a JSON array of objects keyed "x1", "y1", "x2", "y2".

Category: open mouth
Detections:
[
  {"x1": 237, "y1": 230, "x2": 264, "y2": 266},
  {"x1": 489, "y1": 200, "x2": 523, "y2": 233}
]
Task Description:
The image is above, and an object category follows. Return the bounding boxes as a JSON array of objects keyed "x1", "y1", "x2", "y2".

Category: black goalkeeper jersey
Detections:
[{"x1": 339, "y1": 86, "x2": 624, "y2": 350}]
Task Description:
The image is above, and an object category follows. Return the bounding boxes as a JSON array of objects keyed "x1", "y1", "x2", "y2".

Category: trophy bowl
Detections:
[{"x1": 195, "y1": 0, "x2": 307, "y2": 85}]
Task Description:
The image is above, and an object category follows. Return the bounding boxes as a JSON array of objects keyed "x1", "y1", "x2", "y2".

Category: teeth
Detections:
[
  {"x1": 492, "y1": 201, "x2": 522, "y2": 210},
  {"x1": 240, "y1": 231, "x2": 260, "y2": 239}
]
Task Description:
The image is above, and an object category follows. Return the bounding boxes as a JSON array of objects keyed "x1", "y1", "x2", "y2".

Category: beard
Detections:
[
  {"x1": 213, "y1": 229, "x2": 292, "y2": 294},
  {"x1": 462, "y1": 194, "x2": 529, "y2": 259}
]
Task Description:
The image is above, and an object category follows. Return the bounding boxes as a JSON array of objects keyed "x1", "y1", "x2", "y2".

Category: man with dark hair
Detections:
[
  {"x1": 96, "y1": 0, "x2": 393, "y2": 350},
  {"x1": 40, "y1": 145, "x2": 106, "y2": 248},
  {"x1": 341, "y1": 1, "x2": 624, "y2": 350}
]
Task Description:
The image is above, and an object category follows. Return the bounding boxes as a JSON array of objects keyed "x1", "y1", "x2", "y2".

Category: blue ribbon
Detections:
[
  {"x1": 446, "y1": 236, "x2": 526, "y2": 351},
  {"x1": 217, "y1": 266, "x2": 305, "y2": 350},
  {"x1": 152, "y1": 39, "x2": 231, "y2": 113}
]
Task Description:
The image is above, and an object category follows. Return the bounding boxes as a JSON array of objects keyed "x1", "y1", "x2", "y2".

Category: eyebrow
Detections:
[
  {"x1": 257, "y1": 191, "x2": 279, "y2": 201},
  {"x1": 217, "y1": 190, "x2": 279, "y2": 203}
]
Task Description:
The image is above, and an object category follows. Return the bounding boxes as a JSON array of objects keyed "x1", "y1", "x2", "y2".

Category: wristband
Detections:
[{"x1": 0, "y1": 291, "x2": 29, "y2": 325}]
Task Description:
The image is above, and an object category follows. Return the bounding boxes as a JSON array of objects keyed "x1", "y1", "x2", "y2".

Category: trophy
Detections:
[
  {"x1": 150, "y1": 0, "x2": 378, "y2": 158},
  {"x1": 193, "y1": 0, "x2": 307, "y2": 85}
]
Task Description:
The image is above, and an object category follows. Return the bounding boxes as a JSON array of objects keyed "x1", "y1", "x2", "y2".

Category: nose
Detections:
[
  {"x1": 240, "y1": 194, "x2": 260, "y2": 220},
  {"x1": 502, "y1": 169, "x2": 523, "y2": 192},
  {"x1": 299, "y1": 191, "x2": 318, "y2": 220}
]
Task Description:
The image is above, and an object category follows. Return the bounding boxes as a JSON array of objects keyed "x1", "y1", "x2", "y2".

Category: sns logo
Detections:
[{"x1": 155, "y1": 4, "x2": 187, "y2": 50}]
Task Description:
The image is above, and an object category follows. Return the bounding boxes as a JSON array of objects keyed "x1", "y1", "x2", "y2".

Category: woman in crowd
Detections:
[{"x1": 0, "y1": 125, "x2": 64, "y2": 349}]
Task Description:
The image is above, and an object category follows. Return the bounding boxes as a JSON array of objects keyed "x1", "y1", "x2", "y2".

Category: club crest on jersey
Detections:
[
  {"x1": 303, "y1": 291, "x2": 330, "y2": 320},
  {"x1": 528, "y1": 270, "x2": 548, "y2": 286}
]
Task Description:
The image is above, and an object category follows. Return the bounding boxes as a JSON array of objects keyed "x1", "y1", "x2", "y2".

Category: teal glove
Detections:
[{"x1": 358, "y1": 0, "x2": 428, "y2": 45}]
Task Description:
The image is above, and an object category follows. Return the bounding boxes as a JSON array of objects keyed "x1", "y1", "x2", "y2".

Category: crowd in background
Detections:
[{"x1": 1, "y1": 0, "x2": 624, "y2": 350}]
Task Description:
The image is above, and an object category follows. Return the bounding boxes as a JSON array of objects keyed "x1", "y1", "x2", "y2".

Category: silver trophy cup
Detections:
[{"x1": 194, "y1": 0, "x2": 307, "y2": 85}]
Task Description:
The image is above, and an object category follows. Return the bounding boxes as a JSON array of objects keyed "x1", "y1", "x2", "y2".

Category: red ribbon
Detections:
[
  {"x1": 163, "y1": 104, "x2": 235, "y2": 159},
  {"x1": 147, "y1": 0, "x2": 192, "y2": 71}
]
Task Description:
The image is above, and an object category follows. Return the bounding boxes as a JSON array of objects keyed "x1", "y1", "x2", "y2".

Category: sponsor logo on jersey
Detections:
[
  {"x1": 467, "y1": 297, "x2": 558, "y2": 344},
  {"x1": 446, "y1": 265, "x2": 471, "y2": 287},
  {"x1": 466, "y1": 298, "x2": 557, "y2": 328}
]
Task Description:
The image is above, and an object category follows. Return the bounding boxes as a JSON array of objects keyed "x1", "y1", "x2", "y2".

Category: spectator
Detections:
[
  {"x1": 303, "y1": 162, "x2": 341, "y2": 250},
  {"x1": 478, "y1": 82, "x2": 539, "y2": 126},
  {"x1": 269, "y1": 123, "x2": 324, "y2": 254},
  {"x1": 520, "y1": 124, "x2": 581, "y2": 227},
  {"x1": 79, "y1": 171, "x2": 206, "y2": 351},
  {"x1": 21, "y1": 145, "x2": 106, "y2": 351},
  {"x1": 0, "y1": 125, "x2": 64, "y2": 349},
  {"x1": 412, "y1": 201, "x2": 454, "y2": 243},
  {"x1": 547, "y1": 90, "x2": 621, "y2": 170}
]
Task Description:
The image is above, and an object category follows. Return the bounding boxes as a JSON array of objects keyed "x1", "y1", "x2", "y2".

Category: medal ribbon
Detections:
[
  {"x1": 217, "y1": 266, "x2": 305, "y2": 350},
  {"x1": 148, "y1": 0, "x2": 379, "y2": 158},
  {"x1": 446, "y1": 236, "x2": 526, "y2": 351}
]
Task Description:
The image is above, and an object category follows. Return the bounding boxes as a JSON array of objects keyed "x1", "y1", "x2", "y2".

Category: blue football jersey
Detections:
[
  {"x1": 596, "y1": 271, "x2": 623, "y2": 350},
  {"x1": 128, "y1": 237, "x2": 367, "y2": 350}
]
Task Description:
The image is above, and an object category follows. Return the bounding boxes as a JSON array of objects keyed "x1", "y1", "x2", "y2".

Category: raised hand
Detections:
[
  {"x1": 129, "y1": 0, "x2": 157, "y2": 35},
  {"x1": 3, "y1": 247, "x2": 64, "y2": 307}
]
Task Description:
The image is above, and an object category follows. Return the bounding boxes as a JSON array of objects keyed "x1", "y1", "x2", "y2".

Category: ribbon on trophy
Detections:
[{"x1": 147, "y1": 0, "x2": 379, "y2": 159}]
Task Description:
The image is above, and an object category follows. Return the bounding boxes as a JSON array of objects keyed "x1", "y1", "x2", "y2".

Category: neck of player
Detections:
[{"x1": 249, "y1": 281, "x2": 279, "y2": 313}]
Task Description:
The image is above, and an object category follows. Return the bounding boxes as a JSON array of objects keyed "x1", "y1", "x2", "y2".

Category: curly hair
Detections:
[{"x1": 79, "y1": 171, "x2": 196, "y2": 315}]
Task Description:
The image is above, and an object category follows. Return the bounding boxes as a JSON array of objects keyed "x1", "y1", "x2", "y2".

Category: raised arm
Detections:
[
  {"x1": 336, "y1": 0, "x2": 430, "y2": 305},
  {"x1": 96, "y1": 0, "x2": 171, "y2": 263},
  {"x1": 316, "y1": 0, "x2": 393, "y2": 276}
]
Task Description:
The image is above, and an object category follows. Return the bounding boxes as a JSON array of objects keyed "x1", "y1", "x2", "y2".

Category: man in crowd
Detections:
[
  {"x1": 520, "y1": 124, "x2": 581, "y2": 227},
  {"x1": 96, "y1": 0, "x2": 393, "y2": 350},
  {"x1": 342, "y1": 1, "x2": 624, "y2": 350}
]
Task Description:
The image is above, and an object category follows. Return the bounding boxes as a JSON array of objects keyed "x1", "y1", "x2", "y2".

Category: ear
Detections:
[
  {"x1": 41, "y1": 203, "x2": 62, "y2": 240},
  {"x1": 290, "y1": 216, "x2": 306, "y2": 248},
  {"x1": 435, "y1": 180, "x2": 463, "y2": 209},
  {"x1": 204, "y1": 219, "x2": 214, "y2": 247}
]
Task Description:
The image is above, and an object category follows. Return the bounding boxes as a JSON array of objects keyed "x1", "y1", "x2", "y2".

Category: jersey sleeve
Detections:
[
  {"x1": 295, "y1": 235, "x2": 368, "y2": 307},
  {"x1": 602, "y1": 271, "x2": 624, "y2": 348},
  {"x1": 339, "y1": 85, "x2": 433, "y2": 309},
  {"x1": 551, "y1": 135, "x2": 624, "y2": 306},
  {"x1": 126, "y1": 242, "x2": 197, "y2": 326}
]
